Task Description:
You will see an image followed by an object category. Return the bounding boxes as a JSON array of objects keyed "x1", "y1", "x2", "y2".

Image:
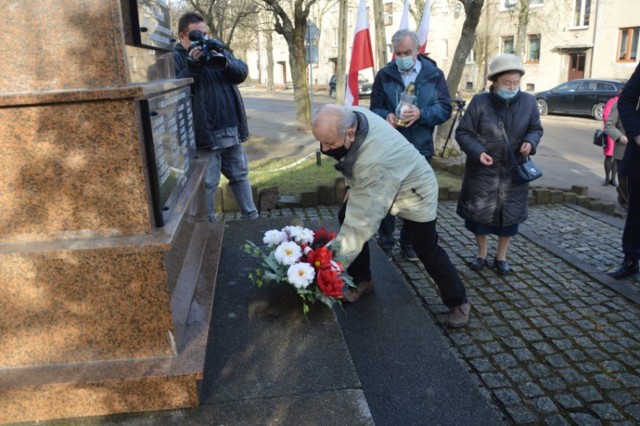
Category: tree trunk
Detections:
[
  {"x1": 336, "y1": 0, "x2": 348, "y2": 105},
  {"x1": 290, "y1": 24, "x2": 312, "y2": 130},
  {"x1": 435, "y1": 0, "x2": 484, "y2": 158},
  {"x1": 266, "y1": 28, "x2": 274, "y2": 93},
  {"x1": 372, "y1": 0, "x2": 387, "y2": 71},
  {"x1": 515, "y1": 1, "x2": 530, "y2": 59}
]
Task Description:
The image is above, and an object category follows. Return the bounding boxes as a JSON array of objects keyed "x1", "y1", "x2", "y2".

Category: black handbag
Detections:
[
  {"x1": 593, "y1": 129, "x2": 607, "y2": 147},
  {"x1": 499, "y1": 121, "x2": 542, "y2": 183}
]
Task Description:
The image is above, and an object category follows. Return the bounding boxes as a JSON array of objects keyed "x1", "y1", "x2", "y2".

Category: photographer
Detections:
[
  {"x1": 370, "y1": 29, "x2": 452, "y2": 261},
  {"x1": 174, "y1": 12, "x2": 258, "y2": 222}
]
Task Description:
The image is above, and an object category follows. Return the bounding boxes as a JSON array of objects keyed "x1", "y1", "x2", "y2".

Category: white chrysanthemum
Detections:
[
  {"x1": 283, "y1": 225, "x2": 303, "y2": 239},
  {"x1": 287, "y1": 262, "x2": 315, "y2": 288},
  {"x1": 274, "y1": 241, "x2": 302, "y2": 265},
  {"x1": 263, "y1": 229, "x2": 286, "y2": 247},
  {"x1": 293, "y1": 227, "x2": 314, "y2": 245}
]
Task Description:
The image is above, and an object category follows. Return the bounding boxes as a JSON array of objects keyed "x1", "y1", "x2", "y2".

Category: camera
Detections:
[
  {"x1": 454, "y1": 99, "x2": 466, "y2": 109},
  {"x1": 188, "y1": 30, "x2": 227, "y2": 70}
]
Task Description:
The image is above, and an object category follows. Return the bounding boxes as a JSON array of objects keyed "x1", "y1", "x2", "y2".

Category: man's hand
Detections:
[
  {"x1": 189, "y1": 46, "x2": 205, "y2": 62},
  {"x1": 401, "y1": 105, "x2": 421, "y2": 127},
  {"x1": 386, "y1": 113, "x2": 398, "y2": 128},
  {"x1": 634, "y1": 135, "x2": 640, "y2": 146},
  {"x1": 620, "y1": 135, "x2": 629, "y2": 144},
  {"x1": 479, "y1": 152, "x2": 493, "y2": 166}
]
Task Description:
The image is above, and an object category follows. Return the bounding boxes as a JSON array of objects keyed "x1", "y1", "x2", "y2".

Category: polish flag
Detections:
[
  {"x1": 345, "y1": 0, "x2": 374, "y2": 106},
  {"x1": 399, "y1": 0, "x2": 410, "y2": 30},
  {"x1": 417, "y1": 0, "x2": 431, "y2": 54}
]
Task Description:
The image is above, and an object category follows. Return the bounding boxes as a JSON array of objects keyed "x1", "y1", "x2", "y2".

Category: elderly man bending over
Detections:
[{"x1": 313, "y1": 104, "x2": 471, "y2": 328}]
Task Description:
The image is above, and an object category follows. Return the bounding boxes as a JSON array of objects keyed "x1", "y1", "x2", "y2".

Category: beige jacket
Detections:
[{"x1": 335, "y1": 107, "x2": 439, "y2": 262}]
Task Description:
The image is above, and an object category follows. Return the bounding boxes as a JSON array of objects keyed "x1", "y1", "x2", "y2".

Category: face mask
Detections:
[
  {"x1": 321, "y1": 145, "x2": 349, "y2": 161},
  {"x1": 396, "y1": 56, "x2": 415, "y2": 72},
  {"x1": 497, "y1": 86, "x2": 520, "y2": 100}
]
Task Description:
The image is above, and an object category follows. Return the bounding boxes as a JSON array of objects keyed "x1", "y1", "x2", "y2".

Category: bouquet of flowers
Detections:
[{"x1": 243, "y1": 225, "x2": 354, "y2": 314}]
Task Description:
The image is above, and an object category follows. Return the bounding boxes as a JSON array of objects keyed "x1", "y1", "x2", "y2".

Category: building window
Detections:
[
  {"x1": 384, "y1": 3, "x2": 393, "y2": 26},
  {"x1": 502, "y1": 36, "x2": 514, "y2": 54},
  {"x1": 466, "y1": 45, "x2": 476, "y2": 64},
  {"x1": 618, "y1": 27, "x2": 639, "y2": 62},
  {"x1": 527, "y1": 34, "x2": 541, "y2": 63},
  {"x1": 499, "y1": 0, "x2": 516, "y2": 11},
  {"x1": 573, "y1": 0, "x2": 591, "y2": 28}
]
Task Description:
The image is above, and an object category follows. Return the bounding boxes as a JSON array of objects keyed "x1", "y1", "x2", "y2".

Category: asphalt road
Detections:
[{"x1": 242, "y1": 92, "x2": 622, "y2": 212}]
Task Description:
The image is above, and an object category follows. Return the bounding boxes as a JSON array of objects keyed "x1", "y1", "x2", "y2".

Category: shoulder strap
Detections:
[{"x1": 498, "y1": 121, "x2": 524, "y2": 166}]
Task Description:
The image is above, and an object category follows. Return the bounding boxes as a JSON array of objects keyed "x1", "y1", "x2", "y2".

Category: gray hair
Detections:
[
  {"x1": 313, "y1": 104, "x2": 356, "y2": 136},
  {"x1": 391, "y1": 29, "x2": 420, "y2": 49}
]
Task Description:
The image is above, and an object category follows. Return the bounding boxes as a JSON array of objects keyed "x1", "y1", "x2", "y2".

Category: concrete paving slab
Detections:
[{"x1": 336, "y1": 241, "x2": 506, "y2": 426}]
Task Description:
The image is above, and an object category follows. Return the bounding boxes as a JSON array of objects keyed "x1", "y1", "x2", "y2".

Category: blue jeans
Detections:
[{"x1": 201, "y1": 144, "x2": 258, "y2": 220}]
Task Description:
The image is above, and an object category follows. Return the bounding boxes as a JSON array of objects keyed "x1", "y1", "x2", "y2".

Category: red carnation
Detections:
[
  {"x1": 312, "y1": 227, "x2": 336, "y2": 249},
  {"x1": 316, "y1": 269, "x2": 344, "y2": 298},
  {"x1": 307, "y1": 246, "x2": 333, "y2": 270}
]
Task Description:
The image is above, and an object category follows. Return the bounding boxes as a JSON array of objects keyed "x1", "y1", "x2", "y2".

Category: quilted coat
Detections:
[{"x1": 455, "y1": 89, "x2": 543, "y2": 228}]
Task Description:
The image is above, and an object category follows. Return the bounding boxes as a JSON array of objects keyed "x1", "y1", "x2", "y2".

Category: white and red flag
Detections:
[
  {"x1": 345, "y1": 0, "x2": 374, "y2": 106},
  {"x1": 417, "y1": 0, "x2": 431, "y2": 54}
]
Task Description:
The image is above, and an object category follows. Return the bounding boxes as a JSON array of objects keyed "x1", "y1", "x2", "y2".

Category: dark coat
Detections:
[
  {"x1": 369, "y1": 55, "x2": 452, "y2": 158},
  {"x1": 174, "y1": 43, "x2": 249, "y2": 150},
  {"x1": 618, "y1": 63, "x2": 640, "y2": 180},
  {"x1": 455, "y1": 89, "x2": 543, "y2": 227}
]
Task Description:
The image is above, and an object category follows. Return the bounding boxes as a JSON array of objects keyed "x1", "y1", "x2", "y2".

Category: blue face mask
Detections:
[
  {"x1": 396, "y1": 56, "x2": 415, "y2": 72},
  {"x1": 497, "y1": 86, "x2": 520, "y2": 100}
]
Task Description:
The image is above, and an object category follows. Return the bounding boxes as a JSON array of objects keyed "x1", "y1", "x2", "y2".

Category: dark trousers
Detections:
[
  {"x1": 623, "y1": 176, "x2": 640, "y2": 261},
  {"x1": 339, "y1": 202, "x2": 468, "y2": 308}
]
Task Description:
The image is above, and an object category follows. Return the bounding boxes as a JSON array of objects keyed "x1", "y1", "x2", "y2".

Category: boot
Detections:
[{"x1": 607, "y1": 260, "x2": 640, "y2": 279}]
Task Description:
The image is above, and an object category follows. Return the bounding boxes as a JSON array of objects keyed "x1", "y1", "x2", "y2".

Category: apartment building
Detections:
[{"x1": 245, "y1": 0, "x2": 639, "y2": 94}]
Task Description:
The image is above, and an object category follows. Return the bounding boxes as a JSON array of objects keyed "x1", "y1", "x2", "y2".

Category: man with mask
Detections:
[
  {"x1": 313, "y1": 104, "x2": 470, "y2": 328},
  {"x1": 370, "y1": 29, "x2": 452, "y2": 262}
]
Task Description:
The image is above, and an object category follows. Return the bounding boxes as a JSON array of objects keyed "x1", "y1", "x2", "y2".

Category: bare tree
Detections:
[
  {"x1": 372, "y1": 0, "x2": 387, "y2": 70},
  {"x1": 437, "y1": 0, "x2": 485, "y2": 158},
  {"x1": 186, "y1": 0, "x2": 260, "y2": 50},
  {"x1": 335, "y1": 0, "x2": 348, "y2": 105},
  {"x1": 261, "y1": 0, "x2": 317, "y2": 130}
]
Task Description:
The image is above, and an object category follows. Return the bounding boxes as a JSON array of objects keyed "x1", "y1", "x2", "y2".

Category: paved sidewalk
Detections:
[{"x1": 222, "y1": 201, "x2": 640, "y2": 425}]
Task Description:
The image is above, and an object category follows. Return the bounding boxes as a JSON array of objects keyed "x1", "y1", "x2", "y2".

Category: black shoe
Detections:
[
  {"x1": 610, "y1": 179, "x2": 618, "y2": 186},
  {"x1": 607, "y1": 260, "x2": 639, "y2": 279},
  {"x1": 602, "y1": 179, "x2": 610, "y2": 186},
  {"x1": 400, "y1": 245, "x2": 419, "y2": 262},
  {"x1": 469, "y1": 257, "x2": 486, "y2": 271},
  {"x1": 493, "y1": 258, "x2": 510, "y2": 275}
]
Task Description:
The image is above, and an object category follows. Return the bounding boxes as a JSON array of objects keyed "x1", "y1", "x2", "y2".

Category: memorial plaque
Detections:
[
  {"x1": 140, "y1": 86, "x2": 196, "y2": 226},
  {"x1": 129, "y1": 0, "x2": 175, "y2": 51}
]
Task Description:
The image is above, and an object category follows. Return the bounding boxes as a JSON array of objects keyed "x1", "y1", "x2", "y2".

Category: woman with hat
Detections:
[{"x1": 455, "y1": 54, "x2": 543, "y2": 275}]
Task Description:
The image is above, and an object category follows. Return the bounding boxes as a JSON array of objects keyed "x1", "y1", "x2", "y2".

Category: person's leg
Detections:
[
  {"x1": 403, "y1": 219, "x2": 467, "y2": 308},
  {"x1": 611, "y1": 157, "x2": 618, "y2": 186},
  {"x1": 220, "y1": 145, "x2": 259, "y2": 219},
  {"x1": 475, "y1": 234, "x2": 488, "y2": 258},
  {"x1": 603, "y1": 156, "x2": 612, "y2": 185},
  {"x1": 338, "y1": 201, "x2": 373, "y2": 301},
  {"x1": 608, "y1": 176, "x2": 640, "y2": 278},
  {"x1": 622, "y1": 176, "x2": 640, "y2": 261},
  {"x1": 399, "y1": 223, "x2": 418, "y2": 261},
  {"x1": 377, "y1": 213, "x2": 396, "y2": 256},
  {"x1": 202, "y1": 149, "x2": 223, "y2": 222},
  {"x1": 617, "y1": 160, "x2": 628, "y2": 206},
  {"x1": 496, "y1": 236, "x2": 512, "y2": 261}
]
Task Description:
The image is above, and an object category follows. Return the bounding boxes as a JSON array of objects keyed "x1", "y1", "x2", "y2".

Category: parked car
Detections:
[
  {"x1": 328, "y1": 74, "x2": 373, "y2": 98},
  {"x1": 534, "y1": 78, "x2": 625, "y2": 120}
]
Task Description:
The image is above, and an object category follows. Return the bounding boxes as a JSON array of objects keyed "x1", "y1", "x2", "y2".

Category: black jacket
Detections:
[
  {"x1": 618, "y1": 62, "x2": 640, "y2": 180},
  {"x1": 455, "y1": 89, "x2": 543, "y2": 227},
  {"x1": 174, "y1": 43, "x2": 249, "y2": 150}
]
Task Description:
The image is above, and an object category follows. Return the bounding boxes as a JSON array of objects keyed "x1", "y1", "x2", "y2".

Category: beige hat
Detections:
[{"x1": 487, "y1": 54, "x2": 525, "y2": 81}]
